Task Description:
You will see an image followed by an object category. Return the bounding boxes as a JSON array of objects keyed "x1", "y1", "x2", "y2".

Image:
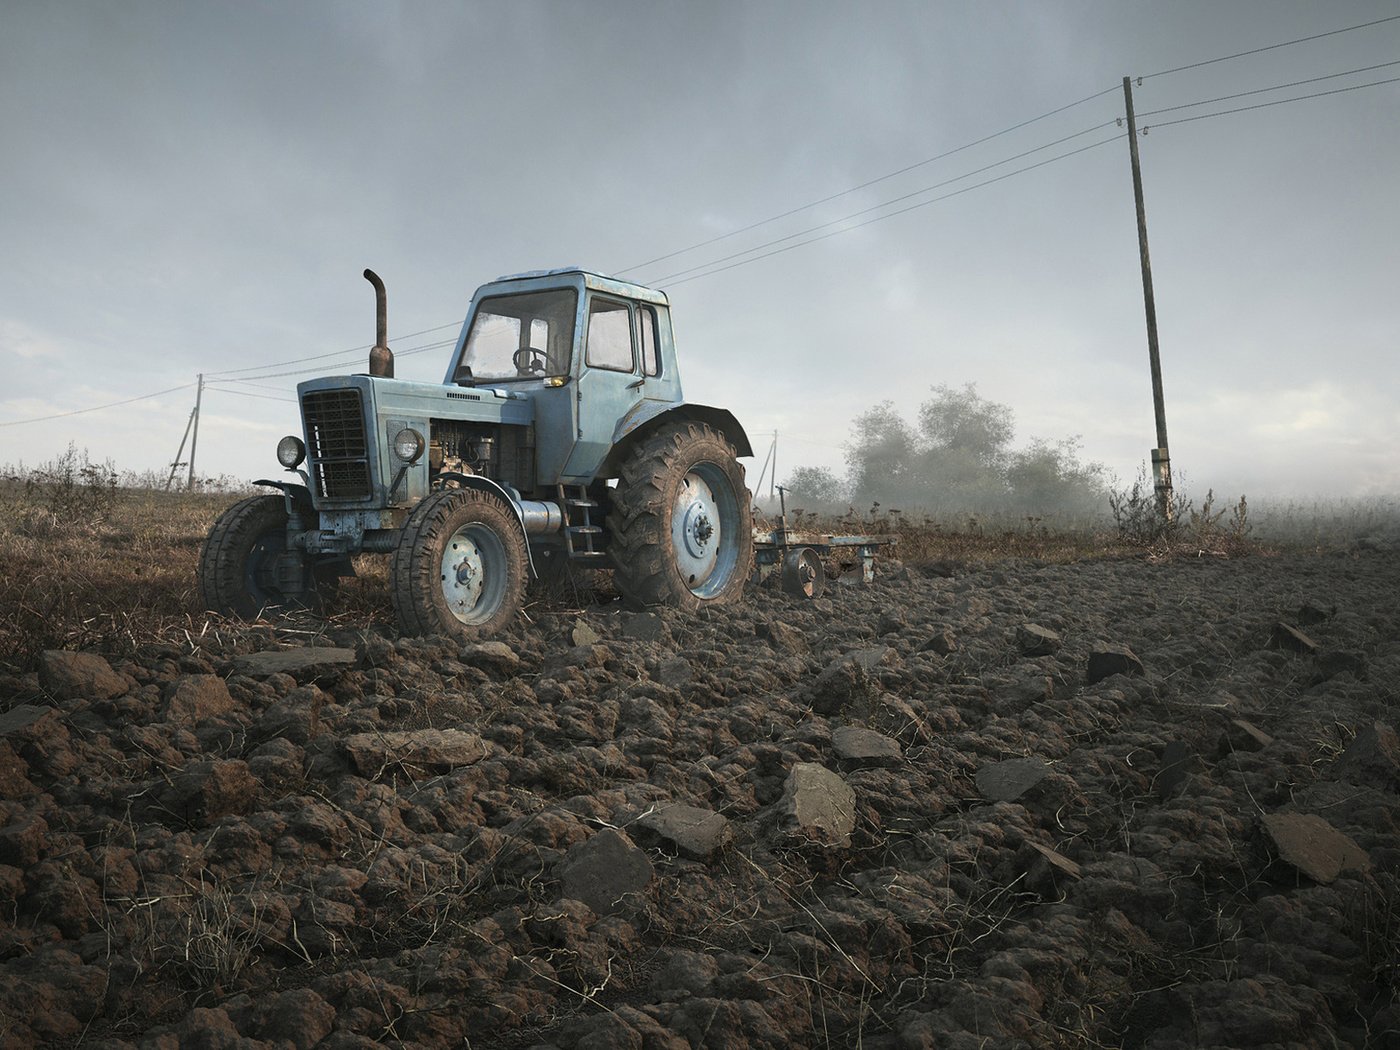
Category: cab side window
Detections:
[
  {"x1": 585, "y1": 298, "x2": 634, "y2": 371},
  {"x1": 639, "y1": 305, "x2": 661, "y2": 377}
]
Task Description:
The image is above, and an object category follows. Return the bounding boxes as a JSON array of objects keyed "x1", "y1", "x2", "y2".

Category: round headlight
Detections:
[
  {"x1": 393, "y1": 427, "x2": 425, "y2": 463},
  {"x1": 276, "y1": 435, "x2": 306, "y2": 468}
]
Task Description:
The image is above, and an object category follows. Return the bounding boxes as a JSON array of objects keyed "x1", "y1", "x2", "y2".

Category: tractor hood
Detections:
[{"x1": 295, "y1": 374, "x2": 535, "y2": 510}]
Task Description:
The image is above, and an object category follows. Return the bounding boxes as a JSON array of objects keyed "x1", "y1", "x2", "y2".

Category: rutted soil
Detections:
[{"x1": 1, "y1": 551, "x2": 1398, "y2": 1049}]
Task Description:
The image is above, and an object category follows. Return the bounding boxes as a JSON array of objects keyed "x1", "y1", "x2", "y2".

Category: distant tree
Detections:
[
  {"x1": 831, "y1": 383, "x2": 1109, "y2": 515},
  {"x1": 911, "y1": 384, "x2": 1015, "y2": 509},
  {"x1": 781, "y1": 465, "x2": 846, "y2": 507},
  {"x1": 844, "y1": 401, "x2": 917, "y2": 504},
  {"x1": 1005, "y1": 437, "x2": 1107, "y2": 516}
]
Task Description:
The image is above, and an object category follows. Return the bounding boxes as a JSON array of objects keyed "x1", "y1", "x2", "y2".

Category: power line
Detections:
[
  {"x1": 204, "y1": 321, "x2": 459, "y2": 378},
  {"x1": 667, "y1": 134, "x2": 1124, "y2": 288},
  {"x1": 616, "y1": 83, "x2": 1121, "y2": 278},
  {"x1": 1141, "y1": 74, "x2": 1400, "y2": 131},
  {"x1": 204, "y1": 385, "x2": 299, "y2": 405},
  {"x1": 213, "y1": 338, "x2": 457, "y2": 384},
  {"x1": 1143, "y1": 13, "x2": 1400, "y2": 79},
  {"x1": 648, "y1": 119, "x2": 1119, "y2": 286},
  {"x1": 0, "y1": 383, "x2": 196, "y2": 428},
  {"x1": 1137, "y1": 58, "x2": 1400, "y2": 118}
]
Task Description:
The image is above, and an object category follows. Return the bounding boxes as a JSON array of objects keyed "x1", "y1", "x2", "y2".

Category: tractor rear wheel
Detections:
[
  {"x1": 609, "y1": 421, "x2": 753, "y2": 609},
  {"x1": 200, "y1": 494, "x2": 332, "y2": 617},
  {"x1": 391, "y1": 488, "x2": 527, "y2": 639}
]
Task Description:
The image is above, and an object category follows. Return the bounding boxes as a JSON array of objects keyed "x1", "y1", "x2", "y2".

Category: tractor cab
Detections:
[{"x1": 449, "y1": 268, "x2": 684, "y2": 483}]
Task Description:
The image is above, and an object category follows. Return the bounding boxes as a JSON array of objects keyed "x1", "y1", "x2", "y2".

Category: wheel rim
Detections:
[
  {"x1": 440, "y1": 522, "x2": 508, "y2": 624},
  {"x1": 671, "y1": 463, "x2": 742, "y2": 598},
  {"x1": 782, "y1": 548, "x2": 825, "y2": 598}
]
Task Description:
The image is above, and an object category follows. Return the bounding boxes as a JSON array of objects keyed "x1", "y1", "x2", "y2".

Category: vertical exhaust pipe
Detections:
[{"x1": 364, "y1": 269, "x2": 394, "y2": 378}]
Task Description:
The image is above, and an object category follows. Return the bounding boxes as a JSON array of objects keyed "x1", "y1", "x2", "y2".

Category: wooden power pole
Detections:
[
  {"x1": 186, "y1": 373, "x2": 204, "y2": 491},
  {"x1": 1122, "y1": 76, "x2": 1174, "y2": 520}
]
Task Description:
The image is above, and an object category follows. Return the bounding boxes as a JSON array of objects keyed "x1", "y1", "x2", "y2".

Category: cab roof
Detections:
[{"x1": 486, "y1": 267, "x2": 669, "y2": 307}]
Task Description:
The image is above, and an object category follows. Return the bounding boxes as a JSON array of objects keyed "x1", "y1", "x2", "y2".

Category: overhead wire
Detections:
[
  {"x1": 647, "y1": 119, "x2": 1121, "y2": 285},
  {"x1": 666, "y1": 133, "x2": 1124, "y2": 288},
  {"x1": 204, "y1": 321, "x2": 460, "y2": 378},
  {"x1": 1142, "y1": 13, "x2": 1400, "y2": 79},
  {"x1": 0, "y1": 383, "x2": 196, "y2": 428},
  {"x1": 1140, "y1": 74, "x2": 1400, "y2": 131},
  {"x1": 1136, "y1": 58, "x2": 1400, "y2": 118},
  {"x1": 616, "y1": 83, "x2": 1121, "y2": 278}
]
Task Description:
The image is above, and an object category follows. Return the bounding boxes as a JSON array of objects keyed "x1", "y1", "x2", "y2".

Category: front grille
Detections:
[{"x1": 302, "y1": 388, "x2": 371, "y2": 499}]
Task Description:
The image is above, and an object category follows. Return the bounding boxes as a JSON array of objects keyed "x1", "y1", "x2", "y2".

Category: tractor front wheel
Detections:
[
  {"x1": 199, "y1": 495, "x2": 332, "y2": 617},
  {"x1": 609, "y1": 422, "x2": 753, "y2": 609},
  {"x1": 391, "y1": 489, "x2": 527, "y2": 639}
]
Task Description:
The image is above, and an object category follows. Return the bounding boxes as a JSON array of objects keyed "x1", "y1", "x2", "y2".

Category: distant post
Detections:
[
  {"x1": 1122, "y1": 76, "x2": 1173, "y2": 520},
  {"x1": 187, "y1": 373, "x2": 204, "y2": 491}
]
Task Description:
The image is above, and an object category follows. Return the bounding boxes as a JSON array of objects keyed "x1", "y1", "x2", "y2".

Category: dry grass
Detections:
[{"x1": 1, "y1": 467, "x2": 1298, "y2": 674}]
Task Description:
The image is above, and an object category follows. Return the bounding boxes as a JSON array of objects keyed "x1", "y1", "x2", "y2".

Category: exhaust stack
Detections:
[{"x1": 364, "y1": 269, "x2": 394, "y2": 378}]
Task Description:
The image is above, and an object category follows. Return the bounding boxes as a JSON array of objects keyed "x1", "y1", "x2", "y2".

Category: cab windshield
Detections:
[{"x1": 457, "y1": 288, "x2": 578, "y2": 382}]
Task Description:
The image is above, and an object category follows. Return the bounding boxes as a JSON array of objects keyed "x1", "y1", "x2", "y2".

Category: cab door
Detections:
[{"x1": 561, "y1": 295, "x2": 645, "y2": 481}]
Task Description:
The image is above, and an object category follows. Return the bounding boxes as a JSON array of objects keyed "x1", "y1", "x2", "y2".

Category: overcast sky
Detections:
[{"x1": 3, "y1": 1, "x2": 1397, "y2": 502}]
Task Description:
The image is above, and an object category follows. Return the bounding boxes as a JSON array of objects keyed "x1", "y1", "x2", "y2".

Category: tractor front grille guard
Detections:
[{"x1": 303, "y1": 388, "x2": 372, "y2": 500}]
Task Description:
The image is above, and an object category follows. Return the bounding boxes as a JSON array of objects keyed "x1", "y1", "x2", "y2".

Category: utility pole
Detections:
[
  {"x1": 770, "y1": 431, "x2": 777, "y2": 501},
  {"x1": 1122, "y1": 76, "x2": 1174, "y2": 520},
  {"x1": 165, "y1": 403, "x2": 197, "y2": 491},
  {"x1": 186, "y1": 373, "x2": 204, "y2": 491}
]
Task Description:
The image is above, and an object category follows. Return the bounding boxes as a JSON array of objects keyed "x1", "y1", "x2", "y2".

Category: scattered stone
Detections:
[
  {"x1": 975, "y1": 757, "x2": 1050, "y2": 802},
  {"x1": 1269, "y1": 623, "x2": 1319, "y2": 654},
  {"x1": 571, "y1": 619, "x2": 601, "y2": 647},
  {"x1": 461, "y1": 641, "x2": 521, "y2": 675},
  {"x1": 1219, "y1": 718, "x2": 1274, "y2": 755},
  {"x1": 877, "y1": 610, "x2": 906, "y2": 636},
  {"x1": 656, "y1": 656, "x2": 693, "y2": 686},
  {"x1": 0, "y1": 812, "x2": 49, "y2": 867},
  {"x1": 1020, "y1": 839, "x2": 1082, "y2": 895},
  {"x1": 920, "y1": 627, "x2": 958, "y2": 655},
  {"x1": 1015, "y1": 623, "x2": 1062, "y2": 657},
  {"x1": 1087, "y1": 643, "x2": 1145, "y2": 684},
  {"x1": 1261, "y1": 812, "x2": 1371, "y2": 884},
  {"x1": 622, "y1": 612, "x2": 667, "y2": 642},
  {"x1": 1331, "y1": 721, "x2": 1400, "y2": 790},
  {"x1": 232, "y1": 648, "x2": 357, "y2": 677},
  {"x1": 779, "y1": 762, "x2": 857, "y2": 846},
  {"x1": 343, "y1": 729, "x2": 488, "y2": 778},
  {"x1": 1315, "y1": 649, "x2": 1368, "y2": 681},
  {"x1": 165, "y1": 759, "x2": 259, "y2": 822},
  {"x1": 164, "y1": 674, "x2": 236, "y2": 722},
  {"x1": 831, "y1": 725, "x2": 903, "y2": 767},
  {"x1": 634, "y1": 803, "x2": 732, "y2": 861},
  {"x1": 0, "y1": 705, "x2": 48, "y2": 737},
  {"x1": 38, "y1": 650, "x2": 127, "y2": 701},
  {"x1": 1295, "y1": 602, "x2": 1335, "y2": 625},
  {"x1": 757, "y1": 619, "x2": 807, "y2": 654},
  {"x1": 810, "y1": 648, "x2": 889, "y2": 715},
  {"x1": 558, "y1": 828, "x2": 654, "y2": 915}
]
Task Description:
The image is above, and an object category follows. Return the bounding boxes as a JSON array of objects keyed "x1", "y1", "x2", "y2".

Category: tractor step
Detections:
[{"x1": 558, "y1": 484, "x2": 605, "y2": 560}]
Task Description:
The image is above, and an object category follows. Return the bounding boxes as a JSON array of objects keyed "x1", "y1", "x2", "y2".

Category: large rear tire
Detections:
[
  {"x1": 391, "y1": 489, "x2": 527, "y2": 640},
  {"x1": 200, "y1": 495, "x2": 331, "y2": 618},
  {"x1": 609, "y1": 422, "x2": 753, "y2": 609}
]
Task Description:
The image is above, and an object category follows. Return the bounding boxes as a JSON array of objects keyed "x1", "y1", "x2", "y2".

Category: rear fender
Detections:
[{"x1": 600, "y1": 403, "x2": 753, "y2": 477}]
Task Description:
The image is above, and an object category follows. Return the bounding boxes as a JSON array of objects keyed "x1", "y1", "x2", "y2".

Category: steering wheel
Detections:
[{"x1": 512, "y1": 346, "x2": 548, "y2": 374}]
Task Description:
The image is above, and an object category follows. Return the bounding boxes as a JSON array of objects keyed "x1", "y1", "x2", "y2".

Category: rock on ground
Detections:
[{"x1": 3, "y1": 548, "x2": 1399, "y2": 1048}]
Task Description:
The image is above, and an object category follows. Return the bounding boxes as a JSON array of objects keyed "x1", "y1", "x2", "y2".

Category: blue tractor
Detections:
[{"x1": 199, "y1": 268, "x2": 755, "y2": 638}]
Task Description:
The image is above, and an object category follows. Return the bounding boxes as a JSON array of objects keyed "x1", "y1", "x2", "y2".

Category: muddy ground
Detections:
[{"x1": 1, "y1": 549, "x2": 1398, "y2": 1049}]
